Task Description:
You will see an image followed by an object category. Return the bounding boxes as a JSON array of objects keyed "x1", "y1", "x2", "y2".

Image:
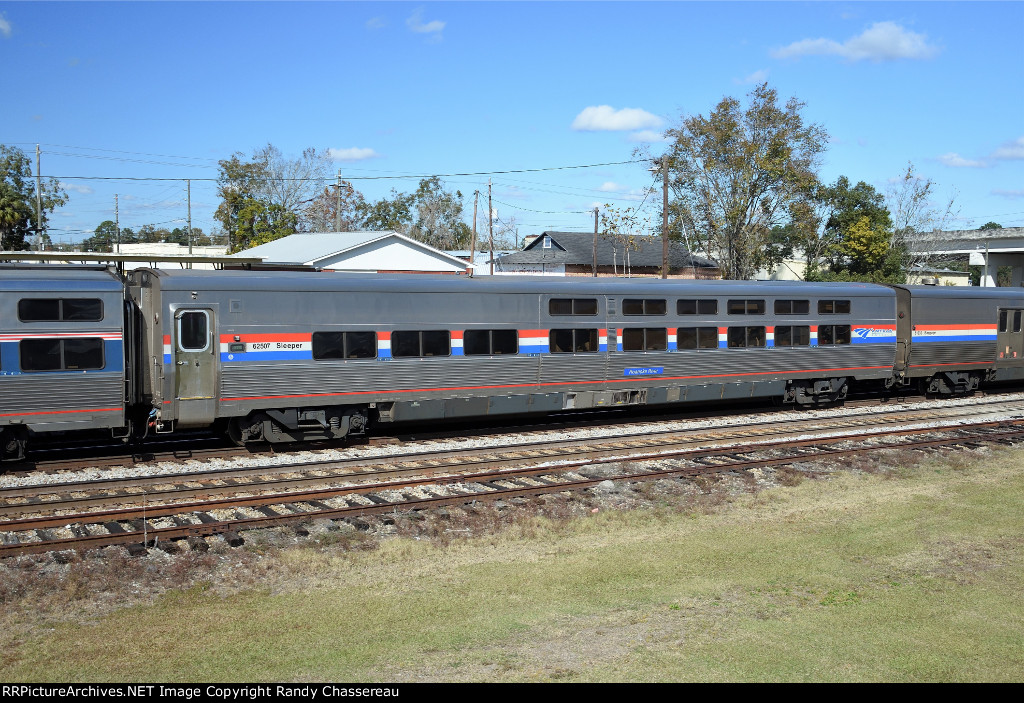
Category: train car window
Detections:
[
  {"x1": 727, "y1": 326, "x2": 766, "y2": 348},
  {"x1": 1000, "y1": 310, "x2": 1009, "y2": 333},
  {"x1": 775, "y1": 326, "x2": 810, "y2": 347},
  {"x1": 727, "y1": 300, "x2": 765, "y2": 315},
  {"x1": 18, "y1": 298, "x2": 103, "y2": 322},
  {"x1": 19, "y1": 339, "x2": 62, "y2": 371},
  {"x1": 1015, "y1": 311, "x2": 1022, "y2": 334},
  {"x1": 622, "y1": 328, "x2": 667, "y2": 351},
  {"x1": 623, "y1": 299, "x2": 667, "y2": 316},
  {"x1": 177, "y1": 311, "x2": 209, "y2": 351},
  {"x1": 62, "y1": 299, "x2": 104, "y2": 321},
  {"x1": 20, "y1": 338, "x2": 103, "y2": 372},
  {"x1": 549, "y1": 298, "x2": 598, "y2": 316},
  {"x1": 819, "y1": 325, "x2": 851, "y2": 345},
  {"x1": 312, "y1": 332, "x2": 345, "y2": 359},
  {"x1": 312, "y1": 331, "x2": 377, "y2": 360},
  {"x1": 63, "y1": 338, "x2": 105, "y2": 369},
  {"x1": 345, "y1": 331, "x2": 377, "y2": 359},
  {"x1": 677, "y1": 299, "x2": 718, "y2": 315},
  {"x1": 677, "y1": 327, "x2": 719, "y2": 350},
  {"x1": 818, "y1": 300, "x2": 851, "y2": 314},
  {"x1": 549, "y1": 329, "x2": 598, "y2": 353},
  {"x1": 465, "y1": 329, "x2": 519, "y2": 355},
  {"x1": 774, "y1": 300, "x2": 809, "y2": 315},
  {"x1": 392, "y1": 330, "x2": 451, "y2": 358}
]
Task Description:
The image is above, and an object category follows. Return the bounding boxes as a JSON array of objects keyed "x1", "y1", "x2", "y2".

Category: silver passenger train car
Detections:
[
  {"x1": 0, "y1": 265, "x2": 128, "y2": 459},
  {"x1": 2, "y1": 263, "x2": 1024, "y2": 459}
]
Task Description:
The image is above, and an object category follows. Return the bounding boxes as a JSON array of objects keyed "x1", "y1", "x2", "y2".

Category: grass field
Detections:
[{"x1": 1, "y1": 445, "x2": 1022, "y2": 682}]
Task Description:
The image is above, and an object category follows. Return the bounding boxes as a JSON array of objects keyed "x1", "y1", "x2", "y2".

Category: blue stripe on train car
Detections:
[{"x1": 0, "y1": 339, "x2": 123, "y2": 374}]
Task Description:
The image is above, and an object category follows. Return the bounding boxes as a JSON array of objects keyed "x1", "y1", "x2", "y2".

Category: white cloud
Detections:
[
  {"x1": 771, "y1": 21, "x2": 940, "y2": 62},
  {"x1": 327, "y1": 147, "x2": 380, "y2": 162},
  {"x1": 406, "y1": 8, "x2": 444, "y2": 40},
  {"x1": 735, "y1": 69, "x2": 770, "y2": 85},
  {"x1": 0, "y1": 13, "x2": 11, "y2": 38},
  {"x1": 937, "y1": 152, "x2": 987, "y2": 168},
  {"x1": 628, "y1": 129, "x2": 668, "y2": 143},
  {"x1": 572, "y1": 106, "x2": 662, "y2": 132},
  {"x1": 993, "y1": 189, "x2": 1024, "y2": 199},
  {"x1": 992, "y1": 137, "x2": 1024, "y2": 161},
  {"x1": 598, "y1": 182, "x2": 626, "y2": 192},
  {"x1": 60, "y1": 182, "x2": 94, "y2": 195},
  {"x1": 366, "y1": 17, "x2": 386, "y2": 30}
]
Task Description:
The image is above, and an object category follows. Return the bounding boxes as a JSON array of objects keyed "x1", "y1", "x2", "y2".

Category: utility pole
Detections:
[
  {"x1": 488, "y1": 179, "x2": 494, "y2": 276},
  {"x1": 592, "y1": 207, "x2": 599, "y2": 277},
  {"x1": 661, "y1": 156, "x2": 669, "y2": 279},
  {"x1": 187, "y1": 179, "x2": 193, "y2": 256},
  {"x1": 334, "y1": 170, "x2": 342, "y2": 232},
  {"x1": 470, "y1": 190, "x2": 479, "y2": 277},
  {"x1": 114, "y1": 194, "x2": 121, "y2": 254},
  {"x1": 35, "y1": 145, "x2": 43, "y2": 250}
]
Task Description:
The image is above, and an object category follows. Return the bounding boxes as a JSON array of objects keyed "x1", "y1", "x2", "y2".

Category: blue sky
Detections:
[{"x1": 1, "y1": 1, "x2": 1022, "y2": 247}]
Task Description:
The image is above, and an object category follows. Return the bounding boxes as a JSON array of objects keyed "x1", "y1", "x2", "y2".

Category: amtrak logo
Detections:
[{"x1": 853, "y1": 327, "x2": 895, "y2": 339}]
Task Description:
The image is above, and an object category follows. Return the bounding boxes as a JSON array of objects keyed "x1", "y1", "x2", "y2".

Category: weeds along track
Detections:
[{"x1": 2, "y1": 401, "x2": 1024, "y2": 558}]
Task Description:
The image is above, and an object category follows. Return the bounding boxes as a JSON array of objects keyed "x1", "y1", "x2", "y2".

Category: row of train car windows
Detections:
[
  {"x1": 18, "y1": 338, "x2": 104, "y2": 371},
  {"x1": 17, "y1": 298, "x2": 104, "y2": 322},
  {"x1": 309, "y1": 325, "x2": 854, "y2": 359},
  {"x1": 551, "y1": 298, "x2": 851, "y2": 316}
]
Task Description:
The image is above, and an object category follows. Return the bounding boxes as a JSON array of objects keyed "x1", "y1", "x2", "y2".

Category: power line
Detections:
[{"x1": 47, "y1": 159, "x2": 645, "y2": 182}]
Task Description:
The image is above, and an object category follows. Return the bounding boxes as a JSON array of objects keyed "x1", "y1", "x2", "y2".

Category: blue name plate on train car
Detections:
[{"x1": 624, "y1": 367, "x2": 664, "y2": 377}]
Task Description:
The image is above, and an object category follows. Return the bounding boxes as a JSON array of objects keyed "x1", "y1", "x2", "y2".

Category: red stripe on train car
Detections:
[{"x1": 0, "y1": 407, "x2": 122, "y2": 417}]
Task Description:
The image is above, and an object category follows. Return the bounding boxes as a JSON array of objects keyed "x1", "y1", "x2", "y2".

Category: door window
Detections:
[{"x1": 178, "y1": 310, "x2": 210, "y2": 352}]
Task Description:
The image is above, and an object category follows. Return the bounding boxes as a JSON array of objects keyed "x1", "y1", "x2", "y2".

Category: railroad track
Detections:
[
  {"x1": 9, "y1": 388, "x2": 1020, "y2": 475},
  {"x1": 2, "y1": 411, "x2": 1023, "y2": 558},
  {"x1": 5, "y1": 396, "x2": 1024, "y2": 517}
]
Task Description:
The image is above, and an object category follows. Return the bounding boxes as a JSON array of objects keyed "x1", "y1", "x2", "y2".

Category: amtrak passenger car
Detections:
[
  {"x1": 0, "y1": 265, "x2": 126, "y2": 459},
  {"x1": 124, "y1": 270, "x2": 914, "y2": 446}
]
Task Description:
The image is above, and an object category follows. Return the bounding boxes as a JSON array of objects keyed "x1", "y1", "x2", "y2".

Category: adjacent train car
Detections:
[
  {"x1": 0, "y1": 265, "x2": 127, "y2": 460},
  {"x1": 892, "y1": 285, "x2": 1024, "y2": 393},
  {"x1": 125, "y1": 269, "x2": 903, "y2": 445}
]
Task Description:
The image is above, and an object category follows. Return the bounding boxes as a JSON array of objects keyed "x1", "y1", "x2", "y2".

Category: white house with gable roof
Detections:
[{"x1": 233, "y1": 231, "x2": 471, "y2": 274}]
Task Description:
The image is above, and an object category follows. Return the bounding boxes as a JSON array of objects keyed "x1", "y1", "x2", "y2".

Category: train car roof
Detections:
[
  {"x1": 132, "y1": 269, "x2": 896, "y2": 298},
  {"x1": 0, "y1": 264, "x2": 124, "y2": 292},
  {"x1": 893, "y1": 284, "x2": 1024, "y2": 299}
]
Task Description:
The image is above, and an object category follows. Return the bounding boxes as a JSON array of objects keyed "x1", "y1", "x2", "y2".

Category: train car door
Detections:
[
  {"x1": 997, "y1": 307, "x2": 1024, "y2": 362},
  {"x1": 174, "y1": 307, "x2": 218, "y2": 425}
]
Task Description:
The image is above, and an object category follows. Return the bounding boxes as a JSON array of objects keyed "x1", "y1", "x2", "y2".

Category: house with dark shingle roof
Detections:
[{"x1": 495, "y1": 231, "x2": 719, "y2": 278}]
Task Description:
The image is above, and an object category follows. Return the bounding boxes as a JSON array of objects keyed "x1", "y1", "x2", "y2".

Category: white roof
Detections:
[{"x1": 234, "y1": 231, "x2": 469, "y2": 271}]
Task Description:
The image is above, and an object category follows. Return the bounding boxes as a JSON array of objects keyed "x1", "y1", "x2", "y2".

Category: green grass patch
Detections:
[{"x1": 1, "y1": 447, "x2": 1022, "y2": 682}]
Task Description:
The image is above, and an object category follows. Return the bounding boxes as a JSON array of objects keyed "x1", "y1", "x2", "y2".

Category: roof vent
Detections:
[{"x1": 921, "y1": 276, "x2": 940, "y2": 286}]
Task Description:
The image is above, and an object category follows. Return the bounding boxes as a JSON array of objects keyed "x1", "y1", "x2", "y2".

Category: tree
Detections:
[
  {"x1": 358, "y1": 189, "x2": 416, "y2": 234},
  {"x1": 979, "y1": 221, "x2": 1002, "y2": 230},
  {"x1": 886, "y1": 162, "x2": 959, "y2": 272},
  {"x1": 214, "y1": 144, "x2": 331, "y2": 252},
  {"x1": 661, "y1": 83, "x2": 828, "y2": 280},
  {"x1": 816, "y1": 177, "x2": 899, "y2": 281},
  {"x1": 304, "y1": 180, "x2": 366, "y2": 232},
  {"x1": 0, "y1": 144, "x2": 69, "y2": 250},
  {"x1": 408, "y1": 177, "x2": 472, "y2": 249},
  {"x1": 82, "y1": 220, "x2": 117, "y2": 252}
]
